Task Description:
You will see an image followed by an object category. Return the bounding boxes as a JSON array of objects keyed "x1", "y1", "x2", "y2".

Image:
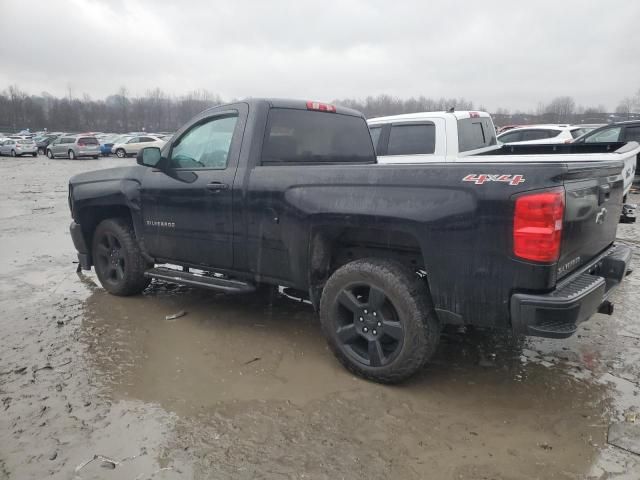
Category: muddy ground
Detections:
[{"x1": 0, "y1": 156, "x2": 639, "y2": 480}]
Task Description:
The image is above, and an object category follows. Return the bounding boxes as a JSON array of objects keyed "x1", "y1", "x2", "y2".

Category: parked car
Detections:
[
  {"x1": 573, "y1": 121, "x2": 640, "y2": 144},
  {"x1": 497, "y1": 124, "x2": 597, "y2": 145},
  {"x1": 573, "y1": 120, "x2": 640, "y2": 185},
  {"x1": 46, "y1": 135, "x2": 100, "y2": 159},
  {"x1": 68, "y1": 98, "x2": 632, "y2": 384},
  {"x1": 367, "y1": 111, "x2": 638, "y2": 218},
  {"x1": 111, "y1": 135, "x2": 166, "y2": 158},
  {"x1": 0, "y1": 138, "x2": 38, "y2": 157},
  {"x1": 98, "y1": 134, "x2": 121, "y2": 156},
  {"x1": 34, "y1": 134, "x2": 61, "y2": 155}
]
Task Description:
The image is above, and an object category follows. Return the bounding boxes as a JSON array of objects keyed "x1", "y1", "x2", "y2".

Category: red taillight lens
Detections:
[
  {"x1": 513, "y1": 189, "x2": 565, "y2": 262},
  {"x1": 306, "y1": 101, "x2": 336, "y2": 113}
]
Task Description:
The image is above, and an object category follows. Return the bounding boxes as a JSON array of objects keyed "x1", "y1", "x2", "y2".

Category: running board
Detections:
[{"x1": 145, "y1": 267, "x2": 256, "y2": 294}]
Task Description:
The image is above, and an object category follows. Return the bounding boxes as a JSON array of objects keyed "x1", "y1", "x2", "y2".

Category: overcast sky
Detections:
[{"x1": 1, "y1": 0, "x2": 639, "y2": 111}]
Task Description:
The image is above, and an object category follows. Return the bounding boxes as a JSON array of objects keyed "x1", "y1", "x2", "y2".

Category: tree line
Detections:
[{"x1": 0, "y1": 85, "x2": 638, "y2": 133}]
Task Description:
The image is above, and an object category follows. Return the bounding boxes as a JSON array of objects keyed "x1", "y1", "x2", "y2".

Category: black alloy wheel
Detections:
[
  {"x1": 334, "y1": 283, "x2": 404, "y2": 367},
  {"x1": 94, "y1": 231, "x2": 126, "y2": 285}
]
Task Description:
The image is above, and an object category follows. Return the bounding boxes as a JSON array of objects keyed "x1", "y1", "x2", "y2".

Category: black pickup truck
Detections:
[{"x1": 68, "y1": 98, "x2": 632, "y2": 383}]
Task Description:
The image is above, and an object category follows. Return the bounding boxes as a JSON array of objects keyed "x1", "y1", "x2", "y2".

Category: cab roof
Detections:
[{"x1": 367, "y1": 111, "x2": 492, "y2": 124}]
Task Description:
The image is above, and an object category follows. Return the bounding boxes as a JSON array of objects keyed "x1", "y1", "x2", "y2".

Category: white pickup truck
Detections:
[{"x1": 368, "y1": 111, "x2": 638, "y2": 211}]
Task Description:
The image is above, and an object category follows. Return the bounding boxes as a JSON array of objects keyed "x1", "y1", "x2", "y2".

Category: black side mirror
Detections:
[{"x1": 137, "y1": 147, "x2": 162, "y2": 167}]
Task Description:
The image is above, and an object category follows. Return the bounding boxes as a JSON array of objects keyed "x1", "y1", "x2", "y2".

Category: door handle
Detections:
[{"x1": 206, "y1": 182, "x2": 229, "y2": 192}]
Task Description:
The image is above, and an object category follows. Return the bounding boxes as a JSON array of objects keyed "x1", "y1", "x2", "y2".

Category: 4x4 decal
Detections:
[{"x1": 462, "y1": 174, "x2": 525, "y2": 186}]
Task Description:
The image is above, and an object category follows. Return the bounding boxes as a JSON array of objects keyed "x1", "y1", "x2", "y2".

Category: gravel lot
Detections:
[{"x1": 1, "y1": 156, "x2": 639, "y2": 479}]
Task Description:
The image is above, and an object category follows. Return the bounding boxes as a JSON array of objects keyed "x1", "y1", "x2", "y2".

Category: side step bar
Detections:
[{"x1": 145, "y1": 267, "x2": 256, "y2": 294}]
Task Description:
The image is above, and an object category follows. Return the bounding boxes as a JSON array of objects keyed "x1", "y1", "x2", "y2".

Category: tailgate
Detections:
[{"x1": 558, "y1": 160, "x2": 624, "y2": 279}]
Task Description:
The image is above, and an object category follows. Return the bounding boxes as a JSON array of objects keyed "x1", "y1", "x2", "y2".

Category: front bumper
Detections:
[
  {"x1": 70, "y1": 221, "x2": 92, "y2": 270},
  {"x1": 510, "y1": 243, "x2": 632, "y2": 339}
]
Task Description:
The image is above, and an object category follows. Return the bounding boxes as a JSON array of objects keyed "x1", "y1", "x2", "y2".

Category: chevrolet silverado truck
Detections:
[
  {"x1": 68, "y1": 98, "x2": 632, "y2": 383},
  {"x1": 368, "y1": 111, "x2": 639, "y2": 221}
]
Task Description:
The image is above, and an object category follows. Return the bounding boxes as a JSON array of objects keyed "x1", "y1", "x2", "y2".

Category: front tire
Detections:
[
  {"x1": 10, "y1": 150, "x2": 16, "y2": 157},
  {"x1": 32, "y1": 152, "x2": 37, "y2": 157},
  {"x1": 38, "y1": 147, "x2": 45, "y2": 155},
  {"x1": 319, "y1": 258, "x2": 440, "y2": 384},
  {"x1": 68, "y1": 149, "x2": 76, "y2": 160},
  {"x1": 46, "y1": 149, "x2": 54, "y2": 159},
  {"x1": 92, "y1": 218, "x2": 152, "y2": 296},
  {"x1": 116, "y1": 148, "x2": 126, "y2": 158}
]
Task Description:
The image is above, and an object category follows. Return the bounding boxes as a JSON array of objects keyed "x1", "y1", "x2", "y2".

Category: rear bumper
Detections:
[
  {"x1": 77, "y1": 149, "x2": 100, "y2": 157},
  {"x1": 70, "y1": 221, "x2": 92, "y2": 270},
  {"x1": 510, "y1": 243, "x2": 632, "y2": 338}
]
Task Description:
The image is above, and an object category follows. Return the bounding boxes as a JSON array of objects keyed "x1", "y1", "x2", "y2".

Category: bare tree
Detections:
[{"x1": 544, "y1": 96, "x2": 576, "y2": 123}]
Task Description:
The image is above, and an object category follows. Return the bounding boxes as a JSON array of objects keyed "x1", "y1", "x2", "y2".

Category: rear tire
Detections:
[
  {"x1": 68, "y1": 149, "x2": 76, "y2": 160},
  {"x1": 116, "y1": 148, "x2": 126, "y2": 158},
  {"x1": 38, "y1": 147, "x2": 44, "y2": 155},
  {"x1": 46, "y1": 149, "x2": 54, "y2": 159},
  {"x1": 319, "y1": 258, "x2": 440, "y2": 384},
  {"x1": 92, "y1": 156, "x2": 99, "y2": 160},
  {"x1": 10, "y1": 150, "x2": 16, "y2": 157},
  {"x1": 32, "y1": 152, "x2": 37, "y2": 157},
  {"x1": 92, "y1": 218, "x2": 152, "y2": 296}
]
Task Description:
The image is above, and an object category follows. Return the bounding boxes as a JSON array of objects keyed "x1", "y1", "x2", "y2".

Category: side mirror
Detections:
[{"x1": 137, "y1": 147, "x2": 162, "y2": 167}]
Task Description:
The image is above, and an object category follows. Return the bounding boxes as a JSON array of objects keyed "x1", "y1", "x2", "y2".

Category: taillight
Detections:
[
  {"x1": 306, "y1": 101, "x2": 336, "y2": 113},
  {"x1": 513, "y1": 188, "x2": 565, "y2": 262}
]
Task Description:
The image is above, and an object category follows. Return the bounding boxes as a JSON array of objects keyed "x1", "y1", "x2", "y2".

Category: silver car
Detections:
[
  {"x1": 46, "y1": 135, "x2": 100, "y2": 159},
  {"x1": 0, "y1": 138, "x2": 38, "y2": 157}
]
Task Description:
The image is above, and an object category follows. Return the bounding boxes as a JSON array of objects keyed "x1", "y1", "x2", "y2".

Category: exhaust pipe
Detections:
[{"x1": 598, "y1": 300, "x2": 614, "y2": 315}]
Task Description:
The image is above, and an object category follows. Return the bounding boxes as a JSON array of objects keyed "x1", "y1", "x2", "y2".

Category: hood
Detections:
[{"x1": 69, "y1": 166, "x2": 143, "y2": 186}]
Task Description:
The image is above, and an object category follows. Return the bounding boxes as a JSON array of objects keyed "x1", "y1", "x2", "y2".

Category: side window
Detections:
[
  {"x1": 140, "y1": 137, "x2": 154, "y2": 142},
  {"x1": 624, "y1": 126, "x2": 640, "y2": 142},
  {"x1": 169, "y1": 114, "x2": 238, "y2": 169},
  {"x1": 521, "y1": 129, "x2": 553, "y2": 141},
  {"x1": 128, "y1": 137, "x2": 140, "y2": 144},
  {"x1": 585, "y1": 127, "x2": 622, "y2": 143},
  {"x1": 545, "y1": 130, "x2": 562, "y2": 138},
  {"x1": 498, "y1": 131, "x2": 522, "y2": 143},
  {"x1": 386, "y1": 124, "x2": 435, "y2": 155},
  {"x1": 369, "y1": 126, "x2": 382, "y2": 153}
]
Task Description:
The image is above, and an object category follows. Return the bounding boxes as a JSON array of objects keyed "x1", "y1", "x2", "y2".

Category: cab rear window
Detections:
[
  {"x1": 262, "y1": 109, "x2": 375, "y2": 165},
  {"x1": 458, "y1": 118, "x2": 497, "y2": 152},
  {"x1": 387, "y1": 124, "x2": 435, "y2": 155}
]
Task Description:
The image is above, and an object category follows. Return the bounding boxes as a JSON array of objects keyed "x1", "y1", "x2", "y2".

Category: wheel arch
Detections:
[
  {"x1": 71, "y1": 180, "x2": 148, "y2": 265},
  {"x1": 307, "y1": 223, "x2": 430, "y2": 310}
]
